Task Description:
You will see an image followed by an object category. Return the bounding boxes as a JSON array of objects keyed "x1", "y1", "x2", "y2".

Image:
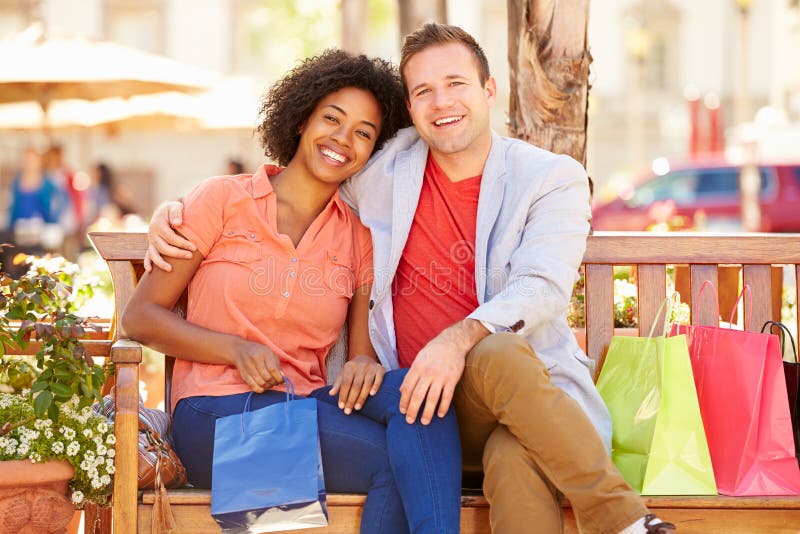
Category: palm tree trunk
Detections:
[
  {"x1": 507, "y1": 0, "x2": 591, "y2": 166},
  {"x1": 398, "y1": 0, "x2": 447, "y2": 37},
  {"x1": 342, "y1": 0, "x2": 368, "y2": 53}
]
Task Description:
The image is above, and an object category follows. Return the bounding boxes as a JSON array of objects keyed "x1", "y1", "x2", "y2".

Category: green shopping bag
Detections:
[{"x1": 596, "y1": 296, "x2": 716, "y2": 495}]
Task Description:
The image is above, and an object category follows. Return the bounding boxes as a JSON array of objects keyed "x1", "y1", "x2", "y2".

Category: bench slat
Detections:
[
  {"x1": 140, "y1": 489, "x2": 800, "y2": 509},
  {"x1": 637, "y1": 264, "x2": 667, "y2": 336},
  {"x1": 584, "y1": 233, "x2": 800, "y2": 264},
  {"x1": 690, "y1": 265, "x2": 719, "y2": 326},
  {"x1": 743, "y1": 264, "x2": 773, "y2": 331},
  {"x1": 585, "y1": 264, "x2": 613, "y2": 372}
]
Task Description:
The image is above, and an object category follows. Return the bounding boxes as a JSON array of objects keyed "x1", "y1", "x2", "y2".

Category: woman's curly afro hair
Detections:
[{"x1": 257, "y1": 49, "x2": 411, "y2": 167}]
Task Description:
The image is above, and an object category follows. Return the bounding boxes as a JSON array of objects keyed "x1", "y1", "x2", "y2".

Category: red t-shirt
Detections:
[{"x1": 393, "y1": 154, "x2": 481, "y2": 368}]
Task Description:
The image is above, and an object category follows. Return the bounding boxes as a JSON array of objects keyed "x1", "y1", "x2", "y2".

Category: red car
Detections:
[{"x1": 591, "y1": 162, "x2": 800, "y2": 232}]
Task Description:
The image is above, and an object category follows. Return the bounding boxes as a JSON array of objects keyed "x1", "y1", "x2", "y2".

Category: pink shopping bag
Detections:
[{"x1": 670, "y1": 282, "x2": 800, "y2": 496}]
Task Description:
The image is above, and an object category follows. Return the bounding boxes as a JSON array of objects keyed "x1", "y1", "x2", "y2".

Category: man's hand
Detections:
[
  {"x1": 144, "y1": 201, "x2": 196, "y2": 272},
  {"x1": 229, "y1": 338, "x2": 284, "y2": 393},
  {"x1": 329, "y1": 355, "x2": 385, "y2": 414},
  {"x1": 399, "y1": 319, "x2": 490, "y2": 425}
]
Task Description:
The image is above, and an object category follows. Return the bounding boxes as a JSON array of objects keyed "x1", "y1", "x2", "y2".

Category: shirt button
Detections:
[
  {"x1": 289, "y1": 271, "x2": 296, "y2": 278},
  {"x1": 283, "y1": 291, "x2": 290, "y2": 298},
  {"x1": 249, "y1": 233, "x2": 256, "y2": 239},
  {"x1": 333, "y1": 255, "x2": 338, "y2": 262},
  {"x1": 290, "y1": 257, "x2": 298, "y2": 263}
]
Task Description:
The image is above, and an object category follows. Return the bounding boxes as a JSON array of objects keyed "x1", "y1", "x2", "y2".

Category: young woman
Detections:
[{"x1": 121, "y1": 50, "x2": 461, "y2": 534}]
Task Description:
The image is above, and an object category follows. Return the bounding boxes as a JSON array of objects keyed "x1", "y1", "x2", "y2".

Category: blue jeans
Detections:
[{"x1": 172, "y1": 369, "x2": 461, "y2": 534}]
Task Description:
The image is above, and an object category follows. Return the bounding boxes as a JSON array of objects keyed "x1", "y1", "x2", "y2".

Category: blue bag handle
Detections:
[{"x1": 240, "y1": 373, "x2": 295, "y2": 433}]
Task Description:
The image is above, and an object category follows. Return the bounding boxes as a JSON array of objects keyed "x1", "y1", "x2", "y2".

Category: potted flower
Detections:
[{"x1": 0, "y1": 252, "x2": 113, "y2": 532}]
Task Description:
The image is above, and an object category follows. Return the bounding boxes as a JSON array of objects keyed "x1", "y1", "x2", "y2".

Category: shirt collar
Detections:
[{"x1": 251, "y1": 163, "x2": 348, "y2": 216}]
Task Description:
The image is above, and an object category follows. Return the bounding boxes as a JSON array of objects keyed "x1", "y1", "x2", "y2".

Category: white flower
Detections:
[
  {"x1": 44, "y1": 429, "x2": 53, "y2": 439},
  {"x1": 66, "y1": 441, "x2": 80, "y2": 456},
  {"x1": 51, "y1": 441, "x2": 65, "y2": 454},
  {"x1": 105, "y1": 434, "x2": 116, "y2": 445},
  {"x1": 100, "y1": 474, "x2": 111, "y2": 485},
  {"x1": 71, "y1": 491, "x2": 84, "y2": 505},
  {"x1": 91, "y1": 477, "x2": 103, "y2": 489},
  {"x1": 96, "y1": 445, "x2": 107, "y2": 456},
  {"x1": 97, "y1": 422, "x2": 108, "y2": 434},
  {"x1": 106, "y1": 449, "x2": 115, "y2": 458},
  {"x1": 17, "y1": 443, "x2": 29, "y2": 456},
  {"x1": 82, "y1": 429, "x2": 93, "y2": 439},
  {"x1": 63, "y1": 428, "x2": 76, "y2": 440}
]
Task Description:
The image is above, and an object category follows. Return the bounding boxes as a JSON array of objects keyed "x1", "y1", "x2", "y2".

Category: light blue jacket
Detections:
[{"x1": 341, "y1": 127, "x2": 611, "y2": 447}]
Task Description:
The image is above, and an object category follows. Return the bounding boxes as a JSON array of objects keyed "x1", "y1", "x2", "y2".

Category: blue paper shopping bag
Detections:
[{"x1": 211, "y1": 382, "x2": 328, "y2": 533}]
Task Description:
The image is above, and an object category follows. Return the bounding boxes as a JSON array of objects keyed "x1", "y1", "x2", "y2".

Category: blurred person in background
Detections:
[
  {"x1": 4, "y1": 146, "x2": 67, "y2": 276},
  {"x1": 44, "y1": 144, "x2": 80, "y2": 258},
  {"x1": 225, "y1": 157, "x2": 245, "y2": 175}
]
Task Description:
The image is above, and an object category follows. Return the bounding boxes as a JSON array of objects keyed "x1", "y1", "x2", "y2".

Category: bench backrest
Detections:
[{"x1": 89, "y1": 231, "x2": 800, "y2": 403}]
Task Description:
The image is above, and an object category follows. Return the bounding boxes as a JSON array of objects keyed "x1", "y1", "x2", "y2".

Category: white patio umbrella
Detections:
[
  {"x1": 0, "y1": 24, "x2": 216, "y2": 129},
  {"x1": 0, "y1": 96, "x2": 202, "y2": 131}
]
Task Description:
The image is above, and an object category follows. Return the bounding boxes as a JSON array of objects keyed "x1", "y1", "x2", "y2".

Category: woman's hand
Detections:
[
  {"x1": 329, "y1": 355, "x2": 385, "y2": 414},
  {"x1": 230, "y1": 339, "x2": 284, "y2": 393}
]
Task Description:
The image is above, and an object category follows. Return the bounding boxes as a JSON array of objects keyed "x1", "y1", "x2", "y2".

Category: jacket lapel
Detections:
[
  {"x1": 378, "y1": 138, "x2": 427, "y2": 303},
  {"x1": 474, "y1": 132, "x2": 506, "y2": 303}
]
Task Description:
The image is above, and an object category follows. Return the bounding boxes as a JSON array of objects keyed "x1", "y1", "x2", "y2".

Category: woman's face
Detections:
[{"x1": 294, "y1": 86, "x2": 382, "y2": 185}]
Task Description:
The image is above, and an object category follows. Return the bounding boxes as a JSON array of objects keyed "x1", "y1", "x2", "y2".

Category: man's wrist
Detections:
[{"x1": 446, "y1": 318, "x2": 490, "y2": 353}]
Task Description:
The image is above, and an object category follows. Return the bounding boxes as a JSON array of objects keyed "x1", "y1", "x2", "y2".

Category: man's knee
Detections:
[{"x1": 464, "y1": 333, "x2": 548, "y2": 386}]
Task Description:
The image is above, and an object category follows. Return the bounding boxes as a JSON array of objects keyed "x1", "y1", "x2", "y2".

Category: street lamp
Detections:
[
  {"x1": 734, "y1": 0, "x2": 754, "y2": 125},
  {"x1": 733, "y1": 0, "x2": 760, "y2": 231},
  {"x1": 625, "y1": 25, "x2": 652, "y2": 170}
]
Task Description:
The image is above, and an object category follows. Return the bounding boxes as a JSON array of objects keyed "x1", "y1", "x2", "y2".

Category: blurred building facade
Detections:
[
  {"x1": 587, "y1": 0, "x2": 800, "y2": 194},
  {"x1": 0, "y1": 0, "x2": 797, "y2": 213}
]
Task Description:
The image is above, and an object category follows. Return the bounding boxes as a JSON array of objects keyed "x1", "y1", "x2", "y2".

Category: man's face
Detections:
[{"x1": 403, "y1": 42, "x2": 496, "y2": 161}]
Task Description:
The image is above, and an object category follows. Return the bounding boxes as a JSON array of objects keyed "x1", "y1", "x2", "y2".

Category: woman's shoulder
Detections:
[{"x1": 185, "y1": 173, "x2": 255, "y2": 202}]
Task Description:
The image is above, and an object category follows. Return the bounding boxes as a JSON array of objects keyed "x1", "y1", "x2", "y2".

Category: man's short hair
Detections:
[{"x1": 400, "y1": 23, "x2": 491, "y2": 97}]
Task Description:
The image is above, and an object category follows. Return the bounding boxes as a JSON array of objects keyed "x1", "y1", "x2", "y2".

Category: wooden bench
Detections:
[{"x1": 89, "y1": 231, "x2": 800, "y2": 533}]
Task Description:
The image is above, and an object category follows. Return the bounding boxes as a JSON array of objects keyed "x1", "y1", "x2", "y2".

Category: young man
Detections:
[{"x1": 145, "y1": 24, "x2": 675, "y2": 534}]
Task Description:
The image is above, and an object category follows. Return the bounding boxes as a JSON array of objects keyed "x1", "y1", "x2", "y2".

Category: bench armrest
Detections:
[{"x1": 110, "y1": 339, "x2": 142, "y2": 531}]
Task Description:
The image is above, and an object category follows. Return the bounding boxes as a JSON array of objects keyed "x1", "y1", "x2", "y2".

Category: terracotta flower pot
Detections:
[{"x1": 0, "y1": 459, "x2": 76, "y2": 534}]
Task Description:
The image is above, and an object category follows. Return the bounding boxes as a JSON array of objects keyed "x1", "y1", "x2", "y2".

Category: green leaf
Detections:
[
  {"x1": 54, "y1": 368, "x2": 72, "y2": 380},
  {"x1": 48, "y1": 401, "x2": 59, "y2": 421},
  {"x1": 50, "y1": 382, "x2": 72, "y2": 398},
  {"x1": 33, "y1": 390, "x2": 52, "y2": 418}
]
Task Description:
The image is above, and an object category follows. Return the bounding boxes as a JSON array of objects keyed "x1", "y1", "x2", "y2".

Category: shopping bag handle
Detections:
[
  {"x1": 761, "y1": 321, "x2": 798, "y2": 364},
  {"x1": 696, "y1": 281, "x2": 753, "y2": 330},
  {"x1": 696, "y1": 280, "x2": 721, "y2": 326},
  {"x1": 241, "y1": 374, "x2": 295, "y2": 432},
  {"x1": 728, "y1": 285, "x2": 753, "y2": 331},
  {"x1": 646, "y1": 292, "x2": 678, "y2": 339}
]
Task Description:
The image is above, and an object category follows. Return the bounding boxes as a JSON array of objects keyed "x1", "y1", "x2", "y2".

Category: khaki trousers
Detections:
[{"x1": 454, "y1": 333, "x2": 648, "y2": 534}]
